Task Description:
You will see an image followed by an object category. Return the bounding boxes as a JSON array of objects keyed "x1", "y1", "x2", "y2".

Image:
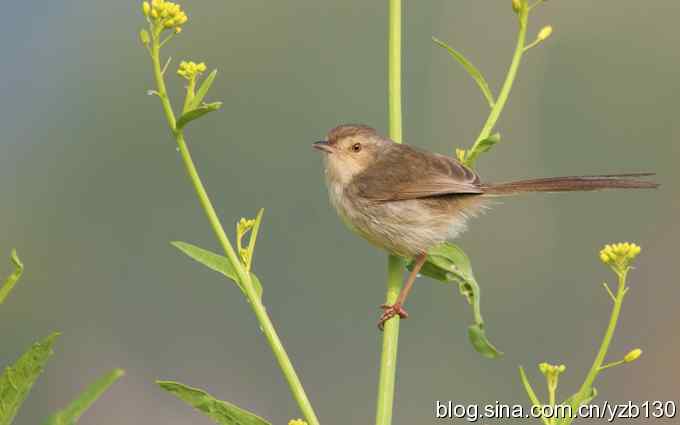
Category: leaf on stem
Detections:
[
  {"x1": 519, "y1": 366, "x2": 551, "y2": 425},
  {"x1": 171, "y1": 241, "x2": 263, "y2": 299},
  {"x1": 45, "y1": 369, "x2": 125, "y2": 425},
  {"x1": 559, "y1": 388, "x2": 597, "y2": 425},
  {"x1": 464, "y1": 133, "x2": 501, "y2": 166},
  {"x1": 176, "y1": 102, "x2": 223, "y2": 130},
  {"x1": 190, "y1": 69, "x2": 218, "y2": 111},
  {"x1": 406, "y1": 242, "x2": 503, "y2": 358},
  {"x1": 0, "y1": 332, "x2": 60, "y2": 425},
  {"x1": 0, "y1": 249, "x2": 24, "y2": 305},
  {"x1": 467, "y1": 324, "x2": 503, "y2": 359},
  {"x1": 432, "y1": 37, "x2": 495, "y2": 108},
  {"x1": 157, "y1": 381, "x2": 271, "y2": 425}
]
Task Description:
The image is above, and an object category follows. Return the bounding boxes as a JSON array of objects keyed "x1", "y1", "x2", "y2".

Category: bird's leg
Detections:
[{"x1": 378, "y1": 252, "x2": 428, "y2": 330}]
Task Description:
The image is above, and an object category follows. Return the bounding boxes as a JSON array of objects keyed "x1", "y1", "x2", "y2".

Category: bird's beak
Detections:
[{"x1": 313, "y1": 140, "x2": 334, "y2": 153}]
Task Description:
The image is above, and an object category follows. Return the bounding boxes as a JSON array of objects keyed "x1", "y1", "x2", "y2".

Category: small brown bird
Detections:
[{"x1": 313, "y1": 124, "x2": 657, "y2": 330}]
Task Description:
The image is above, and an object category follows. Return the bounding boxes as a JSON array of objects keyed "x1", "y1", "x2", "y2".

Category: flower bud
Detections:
[
  {"x1": 512, "y1": 0, "x2": 523, "y2": 13},
  {"x1": 624, "y1": 348, "x2": 642, "y2": 363},
  {"x1": 139, "y1": 29, "x2": 151, "y2": 46},
  {"x1": 142, "y1": 2, "x2": 151, "y2": 17},
  {"x1": 538, "y1": 26, "x2": 553, "y2": 41}
]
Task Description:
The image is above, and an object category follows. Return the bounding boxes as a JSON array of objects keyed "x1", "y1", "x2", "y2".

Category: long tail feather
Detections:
[{"x1": 482, "y1": 173, "x2": 659, "y2": 195}]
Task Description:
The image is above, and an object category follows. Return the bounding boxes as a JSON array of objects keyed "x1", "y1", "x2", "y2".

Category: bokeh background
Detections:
[{"x1": 1, "y1": 1, "x2": 678, "y2": 424}]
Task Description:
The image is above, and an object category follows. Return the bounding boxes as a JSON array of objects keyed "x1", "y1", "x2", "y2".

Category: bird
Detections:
[{"x1": 313, "y1": 124, "x2": 658, "y2": 330}]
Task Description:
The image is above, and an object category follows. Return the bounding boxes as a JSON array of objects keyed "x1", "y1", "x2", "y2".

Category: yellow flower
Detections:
[
  {"x1": 143, "y1": 0, "x2": 188, "y2": 32},
  {"x1": 177, "y1": 61, "x2": 208, "y2": 80},
  {"x1": 288, "y1": 420, "x2": 308, "y2": 425},
  {"x1": 599, "y1": 242, "x2": 641, "y2": 274},
  {"x1": 624, "y1": 348, "x2": 642, "y2": 363}
]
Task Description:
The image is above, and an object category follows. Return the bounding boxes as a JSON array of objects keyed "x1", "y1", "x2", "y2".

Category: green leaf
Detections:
[
  {"x1": 171, "y1": 241, "x2": 263, "y2": 299},
  {"x1": 558, "y1": 387, "x2": 598, "y2": 425},
  {"x1": 157, "y1": 381, "x2": 271, "y2": 425},
  {"x1": 176, "y1": 102, "x2": 222, "y2": 130},
  {"x1": 467, "y1": 324, "x2": 503, "y2": 359},
  {"x1": 407, "y1": 242, "x2": 502, "y2": 358},
  {"x1": 245, "y1": 208, "x2": 265, "y2": 271},
  {"x1": 189, "y1": 69, "x2": 218, "y2": 110},
  {"x1": 519, "y1": 367, "x2": 550, "y2": 425},
  {"x1": 0, "y1": 332, "x2": 60, "y2": 425},
  {"x1": 466, "y1": 132, "x2": 501, "y2": 166},
  {"x1": 433, "y1": 37, "x2": 495, "y2": 108},
  {"x1": 45, "y1": 369, "x2": 124, "y2": 425},
  {"x1": 0, "y1": 249, "x2": 24, "y2": 305}
]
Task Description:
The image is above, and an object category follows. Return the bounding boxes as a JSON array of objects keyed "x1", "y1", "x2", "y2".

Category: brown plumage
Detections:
[{"x1": 313, "y1": 124, "x2": 658, "y2": 328}]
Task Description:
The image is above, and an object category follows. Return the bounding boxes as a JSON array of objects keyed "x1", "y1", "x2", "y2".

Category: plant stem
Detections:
[
  {"x1": 467, "y1": 6, "x2": 529, "y2": 166},
  {"x1": 376, "y1": 2, "x2": 403, "y2": 425},
  {"x1": 149, "y1": 33, "x2": 320, "y2": 425},
  {"x1": 573, "y1": 269, "x2": 628, "y2": 407},
  {"x1": 387, "y1": 0, "x2": 402, "y2": 144}
]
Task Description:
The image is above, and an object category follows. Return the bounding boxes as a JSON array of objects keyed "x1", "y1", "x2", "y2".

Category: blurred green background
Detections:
[{"x1": 1, "y1": 1, "x2": 678, "y2": 424}]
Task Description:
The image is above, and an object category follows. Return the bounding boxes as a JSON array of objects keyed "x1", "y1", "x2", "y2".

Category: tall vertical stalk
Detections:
[
  {"x1": 148, "y1": 28, "x2": 320, "y2": 425},
  {"x1": 375, "y1": 1, "x2": 403, "y2": 425}
]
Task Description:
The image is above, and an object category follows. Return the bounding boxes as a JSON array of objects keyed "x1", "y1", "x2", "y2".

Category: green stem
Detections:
[
  {"x1": 149, "y1": 33, "x2": 320, "y2": 425},
  {"x1": 574, "y1": 269, "x2": 628, "y2": 406},
  {"x1": 376, "y1": 2, "x2": 403, "y2": 425},
  {"x1": 466, "y1": 6, "x2": 529, "y2": 166},
  {"x1": 376, "y1": 256, "x2": 403, "y2": 425},
  {"x1": 387, "y1": 0, "x2": 402, "y2": 145}
]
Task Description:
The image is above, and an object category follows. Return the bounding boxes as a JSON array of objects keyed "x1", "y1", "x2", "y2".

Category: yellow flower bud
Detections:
[
  {"x1": 177, "y1": 60, "x2": 208, "y2": 81},
  {"x1": 599, "y1": 242, "x2": 641, "y2": 274},
  {"x1": 455, "y1": 148, "x2": 466, "y2": 162},
  {"x1": 174, "y1": 27, "x2": 182, "y2": 34},
  {"x1": 624, "y1": 348, "x2": 642, "y2": 363},
  {"x1": 150, "y1": 9, "x2": 159, "y2": 18},
  {"x1": 289, "y1": 420, "x2": 308, "y2": 425},
  {"x1": 512, "y1": 0, "x2": 523, "y2": 13},
  {"x1": 538, "y1": 26, "x2": 553, "y2": 41},
  {"x1": 139, "y1": 29, "x2": 151, "y2": 46},
  {"x1": 142, "y1": 2, "x2": 151, "y2": 17}
]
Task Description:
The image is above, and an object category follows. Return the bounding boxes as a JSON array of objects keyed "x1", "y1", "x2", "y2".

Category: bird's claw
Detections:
[{"x1": 377, "y1": 303, "x2": 409, "y2": 331}]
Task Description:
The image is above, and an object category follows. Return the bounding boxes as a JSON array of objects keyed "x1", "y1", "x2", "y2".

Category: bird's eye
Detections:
[{"x1": 351, "y1": 143, "x2": 362, "y2": 152}]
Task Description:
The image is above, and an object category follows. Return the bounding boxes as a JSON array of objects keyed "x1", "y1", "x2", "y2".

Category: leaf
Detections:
[
  {"x1": 465, "y1": 133, "x2": 501, "y2": 165},
  {"x1": 45, "y1": 369, "x2": 125, "y2": 425},
  {"x1": 468, "y1": 324, "x2": 503, "y2": 359},
  {"x1": 176, "y1": 102, "x2": 222, "y2": 130},
  {"x1": 433, "y1": 37, "x2": 495, "y2": 108},
  {"x1": 407, "y1": 242, "x2": 502, "y2": 358},
  {"x1": 171, "y1": 241, "x2": 263, "y2": 299},
  {"x1": 157, "y1": 381, "x2": 271, "y2": 425},
  {"x1": 0, "y1": 332, "x2": 60, "y2": 425},
  {"x1": 0, "y1": 249, "x2": 24, "y2": 305},
  {"x1": 519, "y1": 367, "x2": 551, "y2": 425},
  {"x1": 558, "y1": 387, "x2": 598, "y2": 425},
  {"x1": 189, "y1": 69, "x2": 218, "y2": 110},
  {"x1": 245, "y1": 209, "x2": 265, "y2": 271}
]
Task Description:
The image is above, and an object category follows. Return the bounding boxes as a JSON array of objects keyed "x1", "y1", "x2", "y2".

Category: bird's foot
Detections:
[{"x1": 377, "y1": 303, "x2": 409, "y2": 331}]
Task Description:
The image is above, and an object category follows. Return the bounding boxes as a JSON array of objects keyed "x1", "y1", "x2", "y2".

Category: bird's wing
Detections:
[{"x1": 353, "y1": 144, "x2": 483, "y2": 201}]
